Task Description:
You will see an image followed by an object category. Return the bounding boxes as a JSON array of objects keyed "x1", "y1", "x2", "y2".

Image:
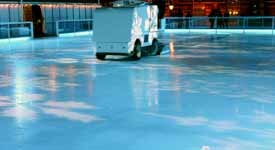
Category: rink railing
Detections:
[
  {"x1": 0, "y1": 21, "x2": 33, "y2": 41},
  {"x1": 55, "y1": 19, "x2": 93, "y2": 37},
  {"x1": 55, "y1": 17, "x2": 275, "y2": 37},
  {"x1": 162, "y1": 16, "x2": 275, "y2": 35}
]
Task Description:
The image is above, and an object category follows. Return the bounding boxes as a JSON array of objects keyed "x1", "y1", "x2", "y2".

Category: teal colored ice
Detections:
[{"x1": 0, "y1": 33, "x2": 275, "y2": 150}]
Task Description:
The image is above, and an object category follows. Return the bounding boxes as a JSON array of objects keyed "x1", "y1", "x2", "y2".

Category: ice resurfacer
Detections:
[{"x1": 94, "y1": 4, "x2": 161, "y2": 60}]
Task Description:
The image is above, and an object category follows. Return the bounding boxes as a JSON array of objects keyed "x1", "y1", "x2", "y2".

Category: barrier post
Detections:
[
  {"x1": 7, "y1": 23, "x2": 11, "y2": 40},
  {"x1": 272, "y1": 17, "x2": 274, "y2": 36},
  {"x1": 161, "y1": 18, "x2": 166, "y2": 31},
  {"x1": 30, "y1": 22, "x2": 34, "y2": 38},
  {"x1": 55, "y1": 21, "x2": 59, "y2": 37},
  {"x1": 243, "y1": 17, "x2": 246, "y2": 34}
]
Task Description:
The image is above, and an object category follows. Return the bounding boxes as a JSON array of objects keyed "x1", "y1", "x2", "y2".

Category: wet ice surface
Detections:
[{"x1": 0, "y1": 33, "x2": 275, "y2": 150}]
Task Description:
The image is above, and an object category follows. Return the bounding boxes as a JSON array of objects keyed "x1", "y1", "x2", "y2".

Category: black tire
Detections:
[
  {"x1": 96, "y1": 53, "x2": 106, "y2": 60},
  {"x1": 149, "y1": 39, "x2": 159, "y2": 55},
  {"x1": 132, "y1": 41, "x2": 142, "y2": 60}
]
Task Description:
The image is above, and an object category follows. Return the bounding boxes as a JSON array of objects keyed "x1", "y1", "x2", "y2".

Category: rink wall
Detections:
[{"x1": 0, "y1": 3, "x2": 98, "y2": 35}]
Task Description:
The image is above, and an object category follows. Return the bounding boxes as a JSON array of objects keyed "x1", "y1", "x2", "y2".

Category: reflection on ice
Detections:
[
  {"x1": 47, "y1": 58, "x2": 79, "y2": 64},
  {"x1": 42, "y1": 100, "x2": 96, "y2": 110},
  {"x1": 0, "y1": 99, "x2": 102, "y2": 123},
  {"x1": 144, "y1": 112, "x2": 260, "y2": 133},
  {"x1": 0, "y1": 75, "x2": 12, "y2": 88},
  {"x1": 0, "y1": 96, "x2": 10, "y2": 101},
  {"x1": 201, "y1": 146, "x2": 210, "y2": 150},
  {"x1": 15, "y1": 93, "x2": 44, "y2": 104},
  {"x1": 0, "y1": 101, "x2": 13, "y2": 107},
  {"x1": 253, "y1": 110, "x2": 275, "y2": 125},
  {"x1": 209, "y1": 137, "x2": 264, "y2": 150},
  {"x1": 2, "y1": 106, "x2": 37, "y2": 121},
  {"x1": 208, "y1": 120, "x2": 244, "y2": 132},
  {"x1": 144, "y1": 113, "x2": 208, "y2": 126},
  {"x1": 41, "y1": 107, "x2": 101, "y2": 123},
  {"x1": 169, "y1": 41, "x2": 175, "y2": 57},
  {"x1": 63, "y1": 82, "x2": 79, "y2": 87}
]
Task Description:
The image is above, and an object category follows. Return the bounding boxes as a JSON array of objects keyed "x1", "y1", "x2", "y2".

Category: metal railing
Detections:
[
  {"x1": 54, "y1": 17, "x2": 275, "y2": 36},
  {"x1": 55, "y1": 19, "x2": 93, "y2": 37},
  {"x1": 163, "y1": 16, "x2": 275, "y2": 34},
  {"x1": 0, "y1": 21, "x2": 33, "y2": 39}
]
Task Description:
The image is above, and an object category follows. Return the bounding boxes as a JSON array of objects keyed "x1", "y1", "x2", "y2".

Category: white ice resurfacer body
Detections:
[{"x1": 94, "y1": 5, "x2": 161, "y2": 60}]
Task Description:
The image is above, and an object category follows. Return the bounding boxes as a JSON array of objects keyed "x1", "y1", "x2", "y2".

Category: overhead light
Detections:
[{"x1": 169, "y1": 5, "x2": 174, "y2": 10}]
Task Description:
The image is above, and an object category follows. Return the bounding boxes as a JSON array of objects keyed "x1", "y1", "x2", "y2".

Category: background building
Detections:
[
  {"x1": 165, "y1": 0, "x2": 275, "y2": 16},
  {"x1": 146, "y1": 0, "x2": 275, "y2": 16}
]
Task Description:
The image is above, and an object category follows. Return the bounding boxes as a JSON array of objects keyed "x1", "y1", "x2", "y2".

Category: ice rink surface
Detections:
[{"x1": 0, "y1": 32, "x2": 275, "y2": 150}]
